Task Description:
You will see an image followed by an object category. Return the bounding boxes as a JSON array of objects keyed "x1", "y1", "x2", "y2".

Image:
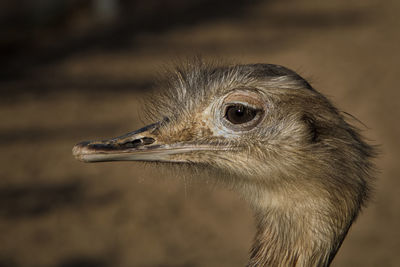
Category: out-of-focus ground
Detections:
[{"x1": 0, "y1": 0, "x2": 399, "y2": 266}]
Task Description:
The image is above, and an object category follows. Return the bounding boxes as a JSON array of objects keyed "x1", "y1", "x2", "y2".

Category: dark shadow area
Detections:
[
  {"x1": 0, "y1": 123, "x2": 125, "y2": 145},
  {"x1": 1, "y1": 78, "x2": 153, "y2": 103},
  {"x1": 0, "y1": 0, "x2": 261, "y2": 81},
  {"x1": 0, "y1": 259, "x2": 17, "y2": 267},
  {"x1": 0, "y1": 181, "x2": 120, "y2": 219}
]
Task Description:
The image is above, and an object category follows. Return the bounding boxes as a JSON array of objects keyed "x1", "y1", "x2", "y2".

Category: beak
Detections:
[{"x1": 72, "y1": 121, "x2": 225, "y2": 163}]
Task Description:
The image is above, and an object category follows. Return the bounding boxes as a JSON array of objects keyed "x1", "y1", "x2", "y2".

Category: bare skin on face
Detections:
[{"x1": 73, "y1": 61, "x2": 375, "y2": 267}]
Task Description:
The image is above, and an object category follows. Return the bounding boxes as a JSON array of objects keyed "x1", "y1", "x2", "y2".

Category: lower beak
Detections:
[{"x1": 72, "y1": 122, "x2": 223, "y2": 163}]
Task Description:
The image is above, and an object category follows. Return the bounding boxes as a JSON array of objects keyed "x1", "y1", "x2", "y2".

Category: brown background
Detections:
[{"x1": 0, "y1": 0, "x2": 399, "y2": 266}]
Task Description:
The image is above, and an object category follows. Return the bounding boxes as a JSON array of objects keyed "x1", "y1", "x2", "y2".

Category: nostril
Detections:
[
  {"x1": 90, "y1": 143, "x2": 114, "y2": 150},
  {"x1": 121, "y1": 139, "x2": 140, "y2": 148},
  {"x1": 142, "y1": 137, "x2": 155, "y2": 145},
  {"x1": 120, "y1": 137, "x2": 155, "y2": 149}
]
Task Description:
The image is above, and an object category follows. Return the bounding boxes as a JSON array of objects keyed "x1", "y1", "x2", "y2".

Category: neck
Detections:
[{"x1": 244, "y1": 184, "x2": 360, "y2": 267}]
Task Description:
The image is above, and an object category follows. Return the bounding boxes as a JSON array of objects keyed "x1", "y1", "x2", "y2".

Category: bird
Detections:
[{"x1": 72, "y1": 60, "x2": 375, "y2": 267}]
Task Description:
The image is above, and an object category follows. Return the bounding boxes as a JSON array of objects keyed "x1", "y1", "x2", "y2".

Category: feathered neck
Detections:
[{"x1": 242, "y1": 180, "x2": 365, "y2": 267}]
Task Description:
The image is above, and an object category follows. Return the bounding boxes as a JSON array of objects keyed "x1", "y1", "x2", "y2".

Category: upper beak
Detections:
[{"x1": 72, "y1": 121, "x2": 225, "y2": 163}]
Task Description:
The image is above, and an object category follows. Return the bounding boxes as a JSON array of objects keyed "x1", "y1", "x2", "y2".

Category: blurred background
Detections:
[{"x1": 0, "y1": 0, "x2": 399, "y2": 266}]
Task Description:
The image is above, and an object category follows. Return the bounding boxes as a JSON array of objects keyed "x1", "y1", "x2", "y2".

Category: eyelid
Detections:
[
  {"x1": 225, "y1": 102, "x2": 260, "y2": 110},
  {"x1": 223, "y1": 92, "x2": 264, "y2": 108}
]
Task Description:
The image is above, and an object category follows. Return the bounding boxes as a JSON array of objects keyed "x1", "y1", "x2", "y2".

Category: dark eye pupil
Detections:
[{"x1": 225, "y1": 104, "x2": 258, "y2": 124}]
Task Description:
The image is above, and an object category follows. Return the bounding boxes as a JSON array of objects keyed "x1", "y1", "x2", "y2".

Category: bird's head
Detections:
[
  {"x1": 73, "y1": 61, "x2": 374, "y2": 204},
  {"x1": 73, "y1": 61, "x2": 376, "y2": 266}
]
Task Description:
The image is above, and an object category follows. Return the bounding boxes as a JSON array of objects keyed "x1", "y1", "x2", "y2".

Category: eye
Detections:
[
  {"x1": 220, "y1": 91, "x2": 265, "y2": 132},
  {"x1": 225, "y1": 104, "x2": 258, "y2": 124}
]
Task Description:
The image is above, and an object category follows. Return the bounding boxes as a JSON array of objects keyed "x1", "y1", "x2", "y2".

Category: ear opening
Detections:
[{"x1": 302, "y1": 115, "x2": 319, "y2": 143}]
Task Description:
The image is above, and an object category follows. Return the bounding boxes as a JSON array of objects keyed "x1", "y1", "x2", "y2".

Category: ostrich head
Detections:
[{"x1": 73, "y1": 61, "x2": 375, "y2": 266}]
